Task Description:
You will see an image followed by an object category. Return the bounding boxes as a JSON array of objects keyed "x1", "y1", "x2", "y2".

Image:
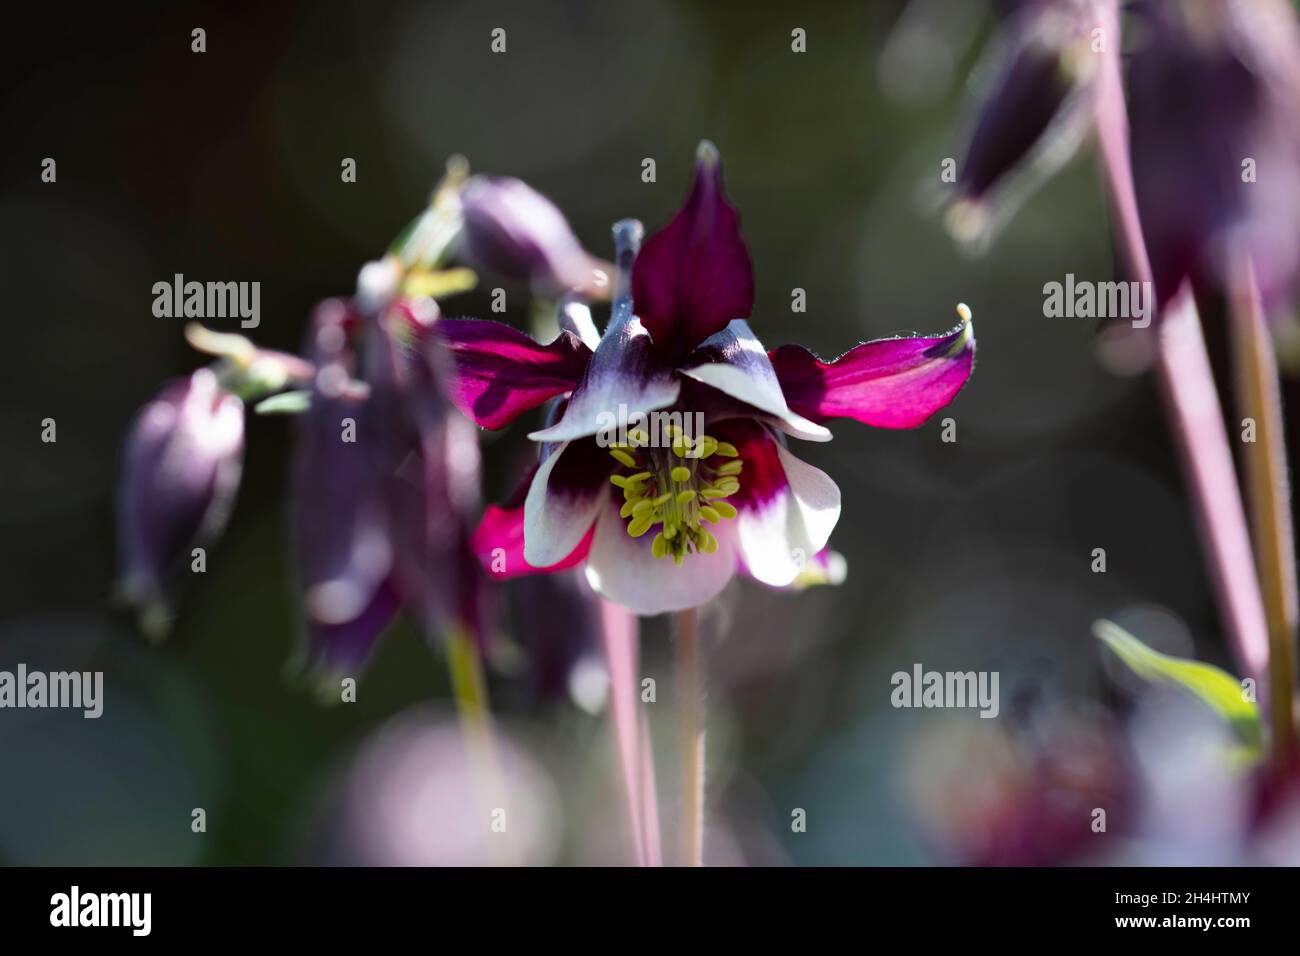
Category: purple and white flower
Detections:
[{"x1": 442, "y1": 143, "x2": 976, "y2": 616}]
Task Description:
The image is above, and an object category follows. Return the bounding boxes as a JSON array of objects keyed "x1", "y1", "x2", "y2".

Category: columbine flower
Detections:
[
  {"x1": 1126, "y1": 0, "x2": 1300, "y2": 309},
  {"x1": 441, "y1": 142, "x2": 975, "y2": 616},
  {"x1": 947, "y1": 0, "x2": 1099, "y2": 243},
  {"x1": 457, "y1": 175, "x2": 611, "y2": 299},
  {"x1": 116, "y1": 367, "x2": 244, "y2": 636},
  {"x1": 293, "y1": 270, "x2": 487, "y2": 682}
]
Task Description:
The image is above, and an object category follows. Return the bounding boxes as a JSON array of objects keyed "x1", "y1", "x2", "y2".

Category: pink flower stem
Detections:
[
  {"x1": 1092, "y1": 0, "x2": 1271, "y2": 697},
  {"x1": 1154, "y1": 291, "x2": 1271, "y2": 689},
  {"x1": 599, "y1": 598, "x2": 663, "y2": 865},
  {"x1": 675, "y1": 607, "x2": 705, "y2": 866}
]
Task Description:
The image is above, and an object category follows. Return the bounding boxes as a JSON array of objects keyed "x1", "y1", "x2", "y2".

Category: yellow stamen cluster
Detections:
[{"x1": 608, "y1": 424, "x2": 743, "y2": 565}]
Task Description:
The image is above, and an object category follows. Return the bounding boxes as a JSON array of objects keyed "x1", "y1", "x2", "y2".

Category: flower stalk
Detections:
[
  {"x1": 599, "y1": 598, "x2": 662, "y2": 865},
  {"x1": 446, "y1": 627, "x2": 496, "y2": 766},
  {"x1": 1230, "y1": 260, "x2": 1298, "y2": 763},
  {"x1": 1092, "y1": 0, "x2": 1273, "y2": 727},
  {"x1": 1152, "y1": 291, "x2": 1271, "y2": 688},
  {"x1": 445, "y1": 627, "x2": 513, "y2": 863},
  {"x1": 675, "y1": 607, "x2": 705, "y2": 866}
]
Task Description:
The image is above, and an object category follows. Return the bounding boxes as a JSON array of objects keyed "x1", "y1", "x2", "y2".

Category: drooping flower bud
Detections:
[
  {"x1": 116, "y1": 367, "x2": 244, "y2": 636},
  {"x1": 1127, "y1": 0, "x2": 1300, "y2": 309},
  {"x1": 292, "y1": 299, "x2": 394, "y2": 661},
  {"x1": 292, "y1": 290, "x2": 488, "y2": 683},
  {"x1": 948, "y1": 0, "x2": 1099, "y2": 243},
  {"x1": 458, "y1": 175, "x2": 609, "y2": 298},
  {"x1": 365, "y1": 305, "x2": 487, "y2": 646}
]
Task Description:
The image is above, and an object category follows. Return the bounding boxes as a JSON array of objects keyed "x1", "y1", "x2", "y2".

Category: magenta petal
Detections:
[
  {"x1": 436, "y1": 318, "x2": 592, "y2": 430},
  {"x1": 769, "y1": 314, "x2": 975, "y2": 429},
  {"x1": 472, "y1": 488, "x2": 595, "y2": 580},
  {"x1": 631, "y1": 142, "x2": 755, "y2": 361},
  {"x1": 710, "y1": 418, "x2": 789, "y2": 511},
  {"x1": 680, "y1": 319, "x2": 830, "y2": 441}
]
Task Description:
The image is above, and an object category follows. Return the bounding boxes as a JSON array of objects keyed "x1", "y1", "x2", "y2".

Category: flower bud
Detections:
[
  {"x1": 948, "y1": 0, "x2": 1098, "y2": 242},
  {"x1": 1127, "y1": 0, "x2": 1300, "y2": 308},
  {"x1": 293, "y1": 306, "x2": 391, "y2": 637},
  {"x1": 365, "y1": 313, "x2": 486, "y2": 644},
  {"x1": 116, "y1": 367, "x2": 244, "y2": 636},
  {"x1": 458, "y1": 175, "x2": 608, "y2": 297},
  {"x1": 293, "y1": 295, "x2": 488, "y2": 679}
]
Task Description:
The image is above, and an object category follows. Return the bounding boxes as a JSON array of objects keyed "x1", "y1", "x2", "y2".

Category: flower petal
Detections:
[
  {"x1": 293, "y1": 393, "x2": 393, "y2": 628},
  {"x1": 523, "y1": 439, "x2": 612, "y2": 567},
  {"x1": 631, "y1": 141, "x2": 755, "y2": 361},
  {"x1": 509, "y1": 570, "x2": 604, "y2": 704},
  {"x1": 290, "y1": 309, "x2": 394, "y2": 630},
  {"x1": 459, "y1": 174, "x2": 609, "y2": 297},
  {"x1": 768, "y1": 311, "x2": 975, "y2": 428},
  {"x1": 791, "y1": 547, "x2": 848, "y2": 589},
  {"x1": 712, "y1": 418, "x2": 791, "y2": 510},
  {"x1": 583, "y1": 501, "x2": 739, "y2": 616},
  {"x1": 527, "y1": 300, "x2": 679, "y2": 443},
  {"x1": 734, "y1": 441, "x2": 842, "y2": 589},
  {"x1": 558, "y1": 296, "x2": 601, "y2": 350},
  {"x1": 117, "y1": 368, "x2": 244, "y2": 629},
  {"x1": 680, "y1": 319, "x2": 831, "y2": 441},
  {"x1": 947, "y1": 2, "x2": 1098, "y2": 245},
  {"x1": 299, "y1": 576, "x2": 402, "y2": 682},
  {"x1": 368, "y1": 321, "x2": 487, "y2": 641},
  {"x1": 956, "y1": 5, "x2": 1093, "y2": 204},
  {"x1": 472, "y1": 466, "x2": 595, "y2": 579},
  {"x1": 436, "y1": 318, "x2": 592, "y2": 430}
]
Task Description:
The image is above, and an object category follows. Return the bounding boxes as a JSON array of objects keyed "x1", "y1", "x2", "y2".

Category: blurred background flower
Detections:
[
  {"x1": 1126, "y1": 0, "x2": 1300, "y2": 311},
  {"x1": 115, "y1": 368, "x2": 244, "y2": 638},
  {"x1": 305, "y1": 708, "x2": 563, "y2": 866},
  {"x1": 456, "y1": 174, "x2": 613, "y2": 299},
  {"x1": 945, "y1": 0, "x2": 1100, "y2": 245}
]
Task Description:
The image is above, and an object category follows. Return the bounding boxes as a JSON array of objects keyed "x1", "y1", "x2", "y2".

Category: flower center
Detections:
[{"x1": 607, "y1": 424, "x2": 743, "y2": 564}]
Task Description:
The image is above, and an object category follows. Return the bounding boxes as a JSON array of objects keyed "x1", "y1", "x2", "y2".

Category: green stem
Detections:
[
  {"x1": 447, "y1": 627, "x2": 489, "y2": 721},
  {"x1": 1231, "y1": 262, "x2": 1298, "y2": 764},
  {"x1": 446, "y1": 628, "x2": 496, "y2": 765},
  {"x1": 675, "y1": 608, "x2": 704, "y2": 866},
  {"x1": 445, "y1": 629, "x2": 510, "y2": 862}
]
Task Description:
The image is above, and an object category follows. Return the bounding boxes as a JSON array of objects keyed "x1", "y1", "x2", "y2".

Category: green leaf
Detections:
[
  {"x1": 253, "y1": 390, "x2": 311, "y2": 416},
  {"x1": 1093, "y1": 619, "x2": 1261, "y2": 752}
]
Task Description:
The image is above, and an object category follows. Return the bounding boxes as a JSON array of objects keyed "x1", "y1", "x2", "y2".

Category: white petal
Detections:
[
  {"x1": 680, "y1": 320, "x2": 831, "y2": 442},
  {"x1": 736, "y1": 444, "x2": 841, "y2": 587},
  {"x1": 522, "y1": 442, "x2": 605, "y2": 567},
  {"x1": 584, "y1": 504, "x2": 738, "y2": 616},
  {"x1": 529, "y1": 312, "x2": 679, "y2": 443}
]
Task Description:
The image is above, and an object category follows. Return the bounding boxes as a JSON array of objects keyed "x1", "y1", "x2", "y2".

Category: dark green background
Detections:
[{"x1": 0, "y1": 0, "x2": 1244, "y2": 864}]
